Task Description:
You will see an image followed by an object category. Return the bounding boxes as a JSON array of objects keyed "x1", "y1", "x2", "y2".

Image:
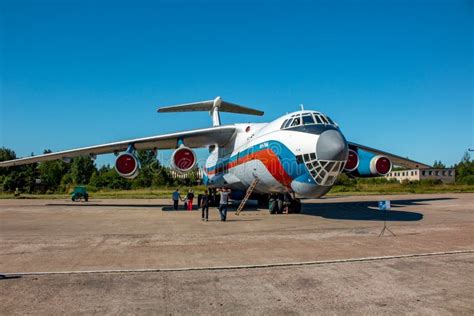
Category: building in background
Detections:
[
  {"x1": 385, "y1": 168, "x2": 455, "y2": 183},
  {"x1": 169, "y1": 168, "x2": 203, "y2": 183}
]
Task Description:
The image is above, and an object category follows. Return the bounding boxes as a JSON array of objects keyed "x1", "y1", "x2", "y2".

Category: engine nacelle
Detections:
[
  {"x1": 344, "y1": 149, "x2": 359, "y2": 172},
  {"x1": 346, "y1": 148, "x2": 392, "y2": 177},
  {"x1": 115, "y1": 152, "x2": 140, "y2": 179},
  {"x1": 369, "y1": 155, "x2": 392, "y2": 176},
  {"x1": 170, "y1": 146, "x2": 197, "y2": 173}
]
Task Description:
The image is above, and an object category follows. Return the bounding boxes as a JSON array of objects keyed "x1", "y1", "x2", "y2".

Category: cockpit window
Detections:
[
  {"x1": 302, "y1": 114, "x2": 315, "y2": 125},
  {"x1": 314, "y1": 114, "x2": 323, "y2": 124},
  {"x1": 281, "y1": 112, "x2": 337, "y2": 130},
  {"x1": 291, "y1": 117, "x2": 301, "y2": 127}
]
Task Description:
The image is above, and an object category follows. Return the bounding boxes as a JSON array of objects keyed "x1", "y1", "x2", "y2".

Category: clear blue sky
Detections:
[{"x1": 1, "y1": 0, "x2": 473, "y2": 167}]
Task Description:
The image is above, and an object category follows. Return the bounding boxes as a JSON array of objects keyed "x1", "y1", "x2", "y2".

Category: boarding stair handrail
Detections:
[{"x1": 235, "y1": 178, "x2": 259, "y2": 215}]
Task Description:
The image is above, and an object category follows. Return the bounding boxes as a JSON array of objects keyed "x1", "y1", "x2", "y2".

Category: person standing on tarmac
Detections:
[
  {"x1": 201, "y1": 189, "x2": 210, "y2": 221},
  {"x1": 172, "y1": 189, "x2": 182, "y2": 210},
  {"x1": 217, "y1": 187, "x2": 231, "y2": 221},
  {"x1": 283, "y1": 189, "x2": 292, "y2": 214},
  {"x1": 186, "y1": 189, "x2": 195, "y2": 211}
]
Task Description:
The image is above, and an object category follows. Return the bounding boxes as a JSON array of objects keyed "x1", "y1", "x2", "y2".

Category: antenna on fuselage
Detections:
[{"x1": 300, "y1": 104, "x2": 305, "y2": 111}]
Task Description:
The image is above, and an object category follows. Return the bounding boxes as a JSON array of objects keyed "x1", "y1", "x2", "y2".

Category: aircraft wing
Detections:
[
  {"x1": 348, "y1": 141, "x2": 431, "y2": 169},
  {"x1": 0, "y1": 126, "x2": 236, "y2": 167}
]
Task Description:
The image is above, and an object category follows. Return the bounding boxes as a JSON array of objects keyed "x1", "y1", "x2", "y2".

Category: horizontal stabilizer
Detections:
[{"x1": 157, "y1": 96, "x2": 264, "y2": 116}]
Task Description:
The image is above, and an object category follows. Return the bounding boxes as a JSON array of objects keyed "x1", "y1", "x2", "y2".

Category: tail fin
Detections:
[{"x1": 157, "y1": 96, "x2": 264, "y2": 126}]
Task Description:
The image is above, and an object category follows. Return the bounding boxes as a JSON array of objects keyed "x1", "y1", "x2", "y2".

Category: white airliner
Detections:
[{"x1": 0, "y1": 97, "x2": 429, "y2": 208}]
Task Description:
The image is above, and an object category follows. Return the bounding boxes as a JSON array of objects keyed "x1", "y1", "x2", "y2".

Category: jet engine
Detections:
[
  {"x1": 369, "y1": 155, "x2": 392, "y2": 176},
  {"x1": 344, "y1": 149, "x2": 359, "y2": 172},
  {"x1": 115, "y1": 152, "x2": 140, "y2": 179},
  {"x1": 345, "y1": 148, "x2": 392, "y2": 177},
  {"x1": 171, "y1": 146, "x2": 197, "y2": 173}
]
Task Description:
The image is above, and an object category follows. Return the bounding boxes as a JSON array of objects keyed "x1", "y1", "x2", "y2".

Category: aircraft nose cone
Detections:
[{"x1": 316, "y1": 130, "x2": 348, "y2": 161}]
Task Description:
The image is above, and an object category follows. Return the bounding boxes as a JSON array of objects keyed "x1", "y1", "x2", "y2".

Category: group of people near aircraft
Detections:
[
  {"x1": 172, "y1": 187, "x2": 231, "y2": 222},
  {"x1": 269, "y1": 190, "x2": 296, "y2": 214}
]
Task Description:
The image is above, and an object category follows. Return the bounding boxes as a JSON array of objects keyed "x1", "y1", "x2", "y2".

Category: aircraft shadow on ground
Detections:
[{"x1": 301, "y1": 197, "x2": 454, "y2": 221}]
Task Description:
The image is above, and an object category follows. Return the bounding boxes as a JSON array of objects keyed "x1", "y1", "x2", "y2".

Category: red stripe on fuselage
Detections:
[{"x1": 205, "y1": 149, "x2": 293, "y2": 186}]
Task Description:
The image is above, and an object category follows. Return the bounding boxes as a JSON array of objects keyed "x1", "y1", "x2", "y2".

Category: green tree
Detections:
[
  {"x1": 151, "y1": 163, "x2": 173, "y2": 187},
  {"x1": 131, "y1": 150, "x2": 157, "y2": 188},
  {"x1": 433, "y1": 160, "x2": 446, "y2": 168},
  {"x1": 89, "y1": 165, "x2": 111, "y2": 189},
  {"x1": 455, "y1": 151, "x2": 474, "y2": 184},
  {"x1": 70, "y1": 156, "x2": 96, "y2": 184},
  {"x1": 22, "y1": 163, "x2": 39, "y2": 193},
  {"x1": 89, "y1": 165, "x2": 131, "y2": 190},
  {"x1": 0, "y1": 147, "x2": 17, "y2": 177},
  {"x1": 0, "y1": 147, "x2": 38, "y2": 193},
  {"x1": 38, "y1": 150, "x2": 70, "y2": 192}
]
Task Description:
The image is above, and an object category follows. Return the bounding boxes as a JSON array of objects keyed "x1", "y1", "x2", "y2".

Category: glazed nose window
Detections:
[
  {"x1": 302, "y1": 114, "x2": 315, "y2": 125},
  {"x1": 281, "y1": 112, "x2": 338, "y2": 130},
  {"x1": 291, "y1": 117, "x2": 301, "y2": 127}
]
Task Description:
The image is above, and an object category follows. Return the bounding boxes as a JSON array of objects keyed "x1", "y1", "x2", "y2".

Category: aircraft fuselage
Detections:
[{"x1": 203, "y1": 110, "x2": 349, "y2": 198}]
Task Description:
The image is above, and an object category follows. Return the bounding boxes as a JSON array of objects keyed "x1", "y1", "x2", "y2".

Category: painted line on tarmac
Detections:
[{"x1": 3, "y1": 249, "x2": 473, "y2": 277}]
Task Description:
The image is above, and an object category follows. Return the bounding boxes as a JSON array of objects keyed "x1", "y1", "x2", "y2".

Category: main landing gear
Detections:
[{"x1": 267, "y1": 193, "x2": 301, "y2": 214}]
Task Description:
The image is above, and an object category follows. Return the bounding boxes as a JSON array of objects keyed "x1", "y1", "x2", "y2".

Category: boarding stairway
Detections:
[{"x1": 235, "y1": 178, "x2": 260, "y2": 215}]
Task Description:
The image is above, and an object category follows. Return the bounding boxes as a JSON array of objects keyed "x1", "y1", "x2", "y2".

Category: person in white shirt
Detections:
[{"x1": 217, "y1": 187, "x2": 231, "y2": 222}]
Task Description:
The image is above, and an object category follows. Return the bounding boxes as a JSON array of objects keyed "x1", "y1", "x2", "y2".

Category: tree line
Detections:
[{"x1": 0, "y1": 147, "x2": 201, "y2": 193}]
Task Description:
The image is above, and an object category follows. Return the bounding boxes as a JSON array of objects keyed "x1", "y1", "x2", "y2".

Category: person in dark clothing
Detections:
[
  {"x1": 186, "y1": 189, "x2": 195, "y2": 211},
  {"x1": 269, "y1": 193, "x2": 278, "y2": 214},
  {"x1": 201, "y1": 190, "x2": 210, "y2": 221},
  {"x1": 283, "y1": 189, "x2": 292, "y2": 214},
  {"x1": 172, "y1": 189, "x2": 182, "y2": 210},
  {"x1": 277, "y1": 193, "x2": 284, "y2": 214}
]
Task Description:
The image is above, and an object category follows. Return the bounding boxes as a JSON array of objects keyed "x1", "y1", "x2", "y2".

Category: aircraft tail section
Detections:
[{"x1": 157, "y1": 96, "x2": 264, "y2": 126}]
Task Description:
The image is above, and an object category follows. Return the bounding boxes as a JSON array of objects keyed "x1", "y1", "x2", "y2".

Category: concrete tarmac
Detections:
[{"x1": 1, "y1": 193, "x2": 473, "y2": 314}]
